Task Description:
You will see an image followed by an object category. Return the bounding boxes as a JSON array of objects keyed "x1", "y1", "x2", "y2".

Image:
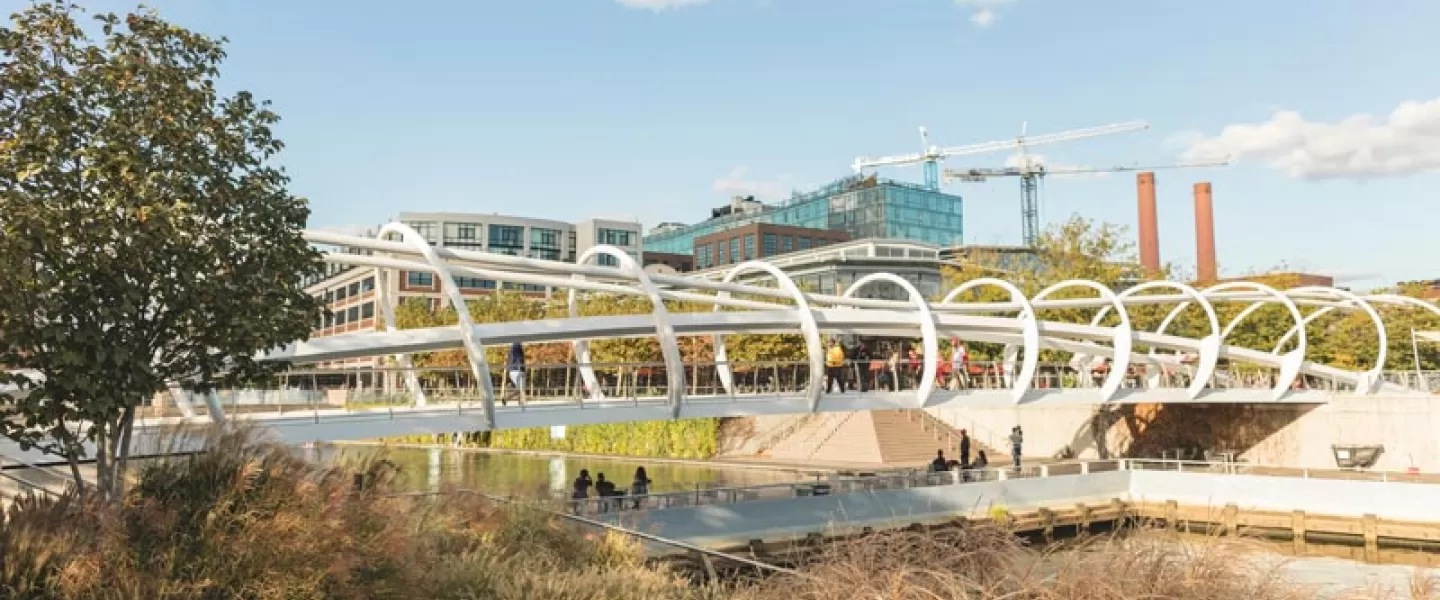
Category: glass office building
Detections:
[{"x1": 644, "y1": 175, "x2": 964, "y2": 255}]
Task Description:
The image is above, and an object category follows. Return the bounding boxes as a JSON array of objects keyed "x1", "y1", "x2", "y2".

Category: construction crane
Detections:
[
  {"x1": 943, "y1": 160, "x2": 1230, "y2": 247},
  {"x1": 852, "y1": 121, "x2": 1151, "y2": 192}
]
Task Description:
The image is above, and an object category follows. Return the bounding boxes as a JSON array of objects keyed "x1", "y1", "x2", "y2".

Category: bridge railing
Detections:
[
  {"x1": 165, "y1": 360, "x2": 1426, "y2": 421},
  {"x1": 563, "y1": 456, "x2": 1434, "y2": 516}
]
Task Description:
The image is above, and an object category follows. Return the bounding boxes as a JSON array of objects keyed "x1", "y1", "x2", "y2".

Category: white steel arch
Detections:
[
  {"x1": 1273, "y1": 287, "x2": 1387, "y2": 394},
  {"x1": 1208, "y1": 281, "x2": 1309, "y2": 400},
  {"x1": 372, "y1": 267, "x2": 428, "y2": 406},
  {"x1": 1031, "y1": 280, "x2": 1134, "y2": 402},
  {"x1": 713, "y1": 261, "x2": 825, "y2": 411},
  {"x1": 377, "y1": 222, "x2": 496, "y2": 426},
  {"x1": 568, "y1": 246, "x2": 688, "y2": 417},
  {"x1": 1092, "y1": 281, "x2": 1222, "y2": 399},
  {"x1": 239, "y1": 229, "x2": 1440, "y2": 435},
  {"x1": 940, "y1": 278, "x2": 1039, "y2": 403},
  {"x1": 843, "y1": 273, "x2": 939, "y2": 408}
]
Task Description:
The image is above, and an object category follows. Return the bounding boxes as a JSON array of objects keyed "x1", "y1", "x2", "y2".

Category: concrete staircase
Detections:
[{"x1": 757, "y1": 409, "x2": 989, "y2": 467}]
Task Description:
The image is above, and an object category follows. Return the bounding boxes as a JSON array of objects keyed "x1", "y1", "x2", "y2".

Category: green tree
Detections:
[{"x1": 0, "y1": 3, "x2": 321, "y2": 499}]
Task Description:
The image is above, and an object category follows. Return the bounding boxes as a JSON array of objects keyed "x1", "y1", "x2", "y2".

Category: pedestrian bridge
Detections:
[{"x1": 18, "y1": 226, "x2": 1439, "y2": 454}]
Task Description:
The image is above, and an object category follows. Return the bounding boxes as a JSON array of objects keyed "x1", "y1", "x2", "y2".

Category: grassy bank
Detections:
[
  {"x1": 387, "y1": 417, "x2": 721, "y2": 460},
  {"x1": 1, "y1": 430, "x2": 1433, "y2": 599}
]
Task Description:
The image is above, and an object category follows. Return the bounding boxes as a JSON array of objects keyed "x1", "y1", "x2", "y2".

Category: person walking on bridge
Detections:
[
  {"x1": 825, "y1": 339, "x2": 847, "y2": 394},
  {"x1": 506, "y1": 342, "x2": 526, "y2": 404}
]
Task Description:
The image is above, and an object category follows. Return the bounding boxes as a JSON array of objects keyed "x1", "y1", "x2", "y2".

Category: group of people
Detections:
[
  {"x1": 927, "y1": 425, "x2": 1025, "y2": 475},
  {"x1": 570, "y1": 466, "x2": 652, "y2": 513},
  {"x1": 823, "y1": 337, "x2": 972, "y2": 394}
]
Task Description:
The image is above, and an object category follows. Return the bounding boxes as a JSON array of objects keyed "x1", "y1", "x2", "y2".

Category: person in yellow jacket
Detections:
[{"x1": 825, "y1": 339, "x2": 847, "y2": 393}]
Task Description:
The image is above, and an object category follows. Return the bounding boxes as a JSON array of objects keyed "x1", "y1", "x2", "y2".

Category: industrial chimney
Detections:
[
  {"x1": 1136, "y1": 172, "x2": 1159, "y2": 276},
  {"x1": 1194, "y1": 182, "x2": 1217, "y2": 282}
]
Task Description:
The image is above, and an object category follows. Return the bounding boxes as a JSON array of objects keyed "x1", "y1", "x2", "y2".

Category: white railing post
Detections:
[
  {"x1": 997, "y1": 469, "x2": 1008, "y2": 481},
  {"x1": 1039, "y1": 464, "x2": 1050, "y2": 478},
  {"x1": 1080, "y1": 461, "x2": 1090, "y2": 475}
]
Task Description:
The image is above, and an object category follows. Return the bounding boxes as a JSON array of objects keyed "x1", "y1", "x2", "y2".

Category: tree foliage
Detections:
[
  {"x1": 0, "y1": 2, "x2": 321, "y2": 498},
  {"x1": 941, "y1": 214, "x2": 1440, "y2": 371}
]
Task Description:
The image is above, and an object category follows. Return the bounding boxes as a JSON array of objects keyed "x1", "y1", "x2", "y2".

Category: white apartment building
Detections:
[{"x1": 303, "y1": 212, "x2": 643, "y2": 366}]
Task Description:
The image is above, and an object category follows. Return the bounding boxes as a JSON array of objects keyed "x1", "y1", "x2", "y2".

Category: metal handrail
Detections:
[{"x1": 391, "y1": 488, "x2": 807, "y2": 578}]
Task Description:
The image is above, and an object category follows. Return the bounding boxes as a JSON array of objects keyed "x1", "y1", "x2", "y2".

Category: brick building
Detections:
[{"x1": 692, "y1": 223, "x2": 848, "y2": 270}]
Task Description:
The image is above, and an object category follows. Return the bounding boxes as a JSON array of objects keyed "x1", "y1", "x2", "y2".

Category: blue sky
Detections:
[{"x1": 13, "y1": 0, "x2": 1440, "y2": 285}]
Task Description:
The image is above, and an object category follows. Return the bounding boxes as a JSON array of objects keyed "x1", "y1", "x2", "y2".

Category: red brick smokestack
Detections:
[
  {"x1": 1194, "y1": 182, "x2": 1217, "y2": 282},
  {"x1": 1136, "y1": 172, "x2": 1159, "y2": 276}
]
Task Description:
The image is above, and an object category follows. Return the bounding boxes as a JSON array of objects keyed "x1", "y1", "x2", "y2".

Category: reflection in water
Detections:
[
  {"x1": 548, "y1": 457, "x2": 567, "y2": 496},
  {"x1": 328, "y1": 445, "x2": 809, "y2": 500}
]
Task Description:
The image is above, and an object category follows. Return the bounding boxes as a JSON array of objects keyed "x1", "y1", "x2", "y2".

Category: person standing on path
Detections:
[
  {"x1": 1008, "y1": 426, "x2": 1024, "y2": 469},
  {"x1": 825, "y1": 339, "x2": 847, "y2": 394},
  {"x1": 506, "y1": 342, "x2": 526, "y2": 404},
  {"x1": 959, "y1": 428, "x2": 971, "y2": 469},
  {"x1": 630, "y1": 467, "x2": 652, "y2": 510}
]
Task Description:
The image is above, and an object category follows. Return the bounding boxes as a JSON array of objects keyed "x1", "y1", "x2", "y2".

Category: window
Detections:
[
  {"x1": 361, "y1": 302, "x2": 375, "y2": 319},
  {"x1": 744, "y1": 234, "x2": 755, "y2": 260},
  {"x1": 488, "y1": 225, "x2": 525, "y2": 255},
  {"x1": 597, "y1": 255, "x2": 620, "y2": 268},
  {"x1": 763, "y1": 233, "x2": 778, "y2": 257},
  {"x1": 360, "y1": 277, "x2": 375, "y2": 292},
  {"x1": 798, "y1": 237, "x2": 811, "y2": 250},
  {"x1": 503, "y1": 282, "x2": 547, "y2": 292},
  {"x1": 323, "y1": 311, "x2": 333, "y2": 328},
  {"x1": 599, "y1": 228, "x2": 634, "y2": 246},
  {"x1": 729, "y1": 238, "x2": 740, "y2": 263},
  {"x1": 324, "y1": 289, "x2": 334, "y2": 304},
  {"x1": 782, "y1": 236, "x2": 794, "y2": 253},
  {"x1": 695, "y1": 244, "x2": 712, "y2": 269},
  {"x1": 443, "y1": 223, "x2": 483, "y2": 250},
  {"x1": 454, "y1": 277, "x2": 496, "y2": 290},
  {"x1": 347, "y1": 282, "x2": 360, "y2": 296},
  {"x1": 407, "y1": 271, "x2": 434, "y2": 287},
  {"x1": 567, "y1": 231, "x2": 577, "y2": 262},
  {"x1": 335, "y1": 309, "x2": 347, "y2": 325},
  {"x1": 346, "y1": 306, "x2": 359, "y2": 322},
  {"x1": 335, "y1": 286, "x2": 348, "y2": 301},
  {"x1": 404, "y1": 221, "x2": 439, "y2": 244}
]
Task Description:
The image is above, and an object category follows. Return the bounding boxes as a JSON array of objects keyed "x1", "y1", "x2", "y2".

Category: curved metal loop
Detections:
[
  {"x1": 569, "y1": 246, "x2": 687, "y2": 417},
  {"x1": 940, "y1": 278, "x2": 1039, "y2": 403},
  {"x1": 713, "y1": 262, "x2": 825, "y2": 411},
  {"x1": 1283, "y1": 287, "x2": 1388, "y2": 394},
  {"x1": 378, "y1": 223, "x2": 495, "y2": 427},
  {"x1": 843, "y1": 274, "x2": 938, "y2": 408},
  {"x1": 1202, "y1": 281, "x2": 1309, "y2": 400},
  {"x1": 1093, "y1": 281, "x2": 1222, "y2": 400},
  {"x1": 1031, "y1": 280, "x2": 1133, "y2": 402},
  {"x1": 373, "y1": 268, "x2": 428, "y2": 406}
]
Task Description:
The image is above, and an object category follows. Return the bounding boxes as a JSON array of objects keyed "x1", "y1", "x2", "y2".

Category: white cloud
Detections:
[
  {"x1": 955, "y1": 0, "x2": 1018, "y2": 27},
  {"x1": 615, "y1": 0, "x2": 716, "y2": 10},
  {"x1": 1181, "y1": 97, "x2": 1440, "y2": 180},
  {"x1": 713, "y1": 166, "x2": 795, "y2": 200}
]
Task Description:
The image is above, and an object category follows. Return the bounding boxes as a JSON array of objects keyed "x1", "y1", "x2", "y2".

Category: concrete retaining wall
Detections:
[
  {"x1": 928, "y1": 394, "x2": 1440, "y2": 472},
  {"x1": 612, "y1": 469, "x2": 1440, "y2": 551},
  {"x1": 1129, "y1": 471, "x2": 1440, "y2": 522}
]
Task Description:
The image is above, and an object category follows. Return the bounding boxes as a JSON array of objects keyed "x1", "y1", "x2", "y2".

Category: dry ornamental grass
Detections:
[{"x1": 0, "y1": 429, "x2": 1433, "y2": 600}]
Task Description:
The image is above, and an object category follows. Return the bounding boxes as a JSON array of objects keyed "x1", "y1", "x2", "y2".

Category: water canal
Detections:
[
  {"x1": 323, "y1": 444, "x2": 813, "y2": 500},
  {"x1": 320, "y1": 445, "x2": 1439, "y2": 598}
]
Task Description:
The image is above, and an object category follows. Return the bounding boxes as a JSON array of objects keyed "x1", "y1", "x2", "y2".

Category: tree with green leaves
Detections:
[{"x1": 0, "y1": 2, "x2": 321, "y2": 499}]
